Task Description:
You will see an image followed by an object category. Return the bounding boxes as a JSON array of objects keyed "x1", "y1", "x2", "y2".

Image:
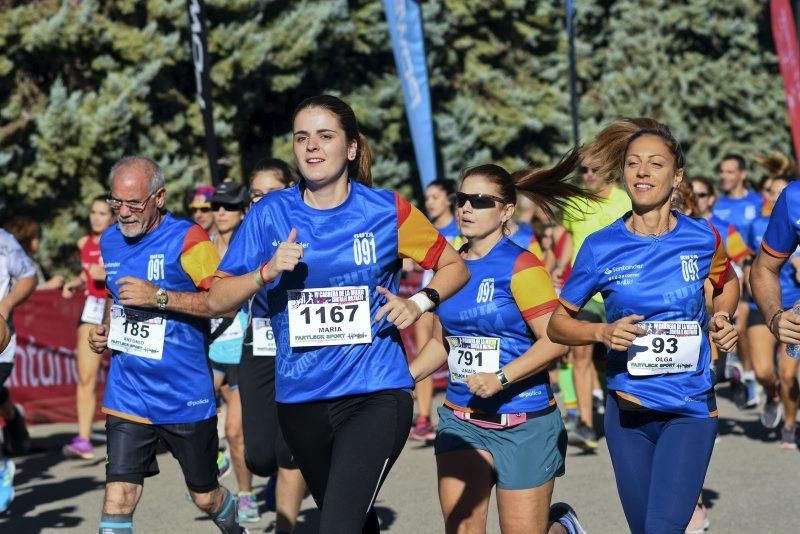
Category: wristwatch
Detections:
[
  {"x1": 155, "y1": 287, "x2": 168, "y2": 311},
  {"x1": 495, "y1": 369, "x2": 510, "y2": 389},
  {"x1": 419, "y1": 287, "x2": 440, "y2": 310}
]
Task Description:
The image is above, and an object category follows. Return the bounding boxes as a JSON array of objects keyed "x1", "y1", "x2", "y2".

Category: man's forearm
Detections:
[
  {"x1": 165, "y1": 291, "x2": 234, "y2": 319},
  {"x1": 750, "y1": 256, "x2": 784, "y2": 324}
]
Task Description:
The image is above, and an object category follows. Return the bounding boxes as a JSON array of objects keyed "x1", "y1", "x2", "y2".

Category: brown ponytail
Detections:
[
  {"x1": 755, "y1": 151, "x2": 797, "y2": 181},
  {"x1": 460, "y1": 147, "x2": 598, "y2": 221},
  {"x1": 293, "y1": 95, "x2": 373, "y2": 187},
  {"x1": 355, "y1": 133, "x2": 373, "y2": 186}
]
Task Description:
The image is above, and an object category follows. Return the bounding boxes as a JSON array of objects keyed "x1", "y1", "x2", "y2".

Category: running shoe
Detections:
[
  {"x1": 780, "y1": 425, "x2": 798, "y2": 450},
  {"x1": 62, "y1": 436, "x2": 95, "y2": 460},
  {"x1": 0, "y1": 458, "x2": 15, "y2": 514},
  {"x1": 217, "y1": 451, "x2": 231, "y2": 479},
  {"x1": 237, "y1": 491, "x2": 260, "y2": 523},
  {"x1": 568, "y1": 421, "x2": 598, "y2": 451},
  {"x1": 549, "y1": 502, "x2": 587, "y2": 534},
  {"x1": 408, "y1": 416, "x2": 435, "y2": 442},
  {"x1": 685, "y1": 503, "x2": 709, "y2": 533},
  {"x1": 760, "y1": 398, "x2": 783, "y2": 430}
]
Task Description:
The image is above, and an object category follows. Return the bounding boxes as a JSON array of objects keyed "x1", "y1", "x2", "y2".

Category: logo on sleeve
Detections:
[
  {"x1": 476, "y1": 278, "x2": 495, "y2": 303},
  {"x1": 147, "y1": 254, "x2": 165, "y2": 281},
  {"x1": 680, "y1": 255, "x2": 700, "y2": 282},
  {"x1": 352, "y1": 232, "x2": 377, "y2": 265}
]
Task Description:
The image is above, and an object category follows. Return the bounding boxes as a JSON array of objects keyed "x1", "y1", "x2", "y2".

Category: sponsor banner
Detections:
[
  {"x1": 771, "y1": 0, "x2": 800, "y2": 161},
  {"x1": 7, "y1": 289, "x2": 108, "y2": 424},
  {"x1": 384, "y1": 0, "x2": 438, "y2": 189}
]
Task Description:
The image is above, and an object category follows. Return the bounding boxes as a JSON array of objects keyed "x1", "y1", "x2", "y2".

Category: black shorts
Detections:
[
  {"x1": 105, "y1": 414, "x2": 220, "y2": 493},
  {"x1": 747, "y1": 306, "x2": 766, "y2": 328},
  {"x1": 211, "y1": 361, "x2": 239, "y2": 390},
  {"x1": 0, "y1": 362, "x2": 12, "y2": 405}
]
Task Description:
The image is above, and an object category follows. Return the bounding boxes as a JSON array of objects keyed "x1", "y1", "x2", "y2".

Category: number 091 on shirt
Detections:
[{"x1": 287, "y1": 286, "x2": 372, "y2": 348}]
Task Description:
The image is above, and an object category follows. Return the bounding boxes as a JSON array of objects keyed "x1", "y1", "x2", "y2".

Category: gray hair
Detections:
[{"x1": 108, "y1": 155, "x2": 165, "y2": 193}]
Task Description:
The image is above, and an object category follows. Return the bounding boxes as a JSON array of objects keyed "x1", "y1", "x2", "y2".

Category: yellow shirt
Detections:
[{"x1": 562, "y1": 186, "x2": 632, "y2": 305}]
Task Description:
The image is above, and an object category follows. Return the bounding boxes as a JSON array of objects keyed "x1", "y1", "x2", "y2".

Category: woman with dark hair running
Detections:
[
  {"x1": 208, "y1": 95, "x2": 469, "y2": 533},
  {"x1": 409, "y1": 151, "x2": 591, "y2": 534}
]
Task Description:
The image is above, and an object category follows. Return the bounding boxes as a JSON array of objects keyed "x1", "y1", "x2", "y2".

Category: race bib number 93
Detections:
[{"x1": 627, "y1": 321, "x2": 701, "y2": 376}]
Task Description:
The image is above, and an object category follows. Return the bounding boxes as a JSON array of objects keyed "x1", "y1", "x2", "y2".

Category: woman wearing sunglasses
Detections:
[
  {"x1": 409, "y1": 152, "x2": 590, "y2": 534},
  {"x1": 548, "y1": 120, "x2": 739, "y2": 533}
]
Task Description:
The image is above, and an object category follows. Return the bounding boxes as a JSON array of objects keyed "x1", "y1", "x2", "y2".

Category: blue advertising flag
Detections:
[{"x1": 383, "y1": 0, "x2": 437, "y2": 189}]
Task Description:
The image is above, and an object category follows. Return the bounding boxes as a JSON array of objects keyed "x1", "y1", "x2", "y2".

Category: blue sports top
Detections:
[
  {"x1": 761, "y1": 181, "x2": 800, "y2": 308},
  {"x1": 437, "y1": 218, "x2": 461, "y2": 243},
  {"x1": 437, "y1": 239, "x2": 558, "y2": 414},
  {"x1": 559, "y1": 212, "x2": 730, "y2": 418},
  {"x1": 217, "y1": 180, "x2": 448, "y2": 404},
  {"x1": 748, "y1": 214, "x2": 800, "y2": 310},
  {"x1": 101, "y1": 213, "x2": 220, "y2": 424},
  {"x1": 712, "y1": 190, "x2": 763, "y2": 237}
]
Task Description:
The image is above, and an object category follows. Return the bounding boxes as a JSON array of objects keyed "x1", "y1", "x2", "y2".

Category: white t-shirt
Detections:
[{"x1": 0, "y1": 229, "x2": 37, "y2": 363}]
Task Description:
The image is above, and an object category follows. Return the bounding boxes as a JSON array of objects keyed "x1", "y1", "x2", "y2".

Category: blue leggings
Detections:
[{"x1": 604, "y1": 394, "x2": 717, "y2": 534}]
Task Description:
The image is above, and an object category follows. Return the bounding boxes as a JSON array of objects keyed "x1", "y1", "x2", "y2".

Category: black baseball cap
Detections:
[{"x1": 209, "y1": 181, "x2": 248, "y2": 208}]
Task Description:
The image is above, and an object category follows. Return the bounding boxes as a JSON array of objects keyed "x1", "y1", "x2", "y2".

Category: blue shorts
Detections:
[{"x1": 434, "y1": 406, "x2": 567, "y2": 490}]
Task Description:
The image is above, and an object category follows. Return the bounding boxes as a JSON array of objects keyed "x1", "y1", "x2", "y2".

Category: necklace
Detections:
[{"x1": 630, "y1": 214, "x2": 673, "y2": 238}]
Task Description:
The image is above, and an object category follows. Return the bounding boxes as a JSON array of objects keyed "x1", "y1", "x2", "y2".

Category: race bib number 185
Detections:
[
  {"x1": 108, "y1": 305, "x2": 166, "y2": 360},
  {"x1": 287, "y1": 286, "x2": 372, "y2": 348}
]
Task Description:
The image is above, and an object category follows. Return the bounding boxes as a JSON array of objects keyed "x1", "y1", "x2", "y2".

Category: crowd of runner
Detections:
[{"x1": 0, "y1": 96, "x2": 797, "y2": 534}]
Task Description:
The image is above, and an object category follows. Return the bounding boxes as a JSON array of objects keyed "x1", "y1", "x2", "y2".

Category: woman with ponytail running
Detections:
[{"x1": 208, "y1": 95, "x2": 469, "y2": 533}]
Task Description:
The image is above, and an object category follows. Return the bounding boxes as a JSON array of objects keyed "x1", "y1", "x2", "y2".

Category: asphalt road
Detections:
[{"x1": 2, "y1": 385, "x2": 798, "y2": 533}]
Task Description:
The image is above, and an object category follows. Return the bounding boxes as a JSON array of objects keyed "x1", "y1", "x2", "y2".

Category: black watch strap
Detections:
[{"x1": 420, "y1": 287, "x2": 440, "y2": 309}]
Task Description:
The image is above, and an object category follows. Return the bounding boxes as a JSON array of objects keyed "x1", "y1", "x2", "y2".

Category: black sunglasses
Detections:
[
  {"x1": 455, "y1": 192, "x2": 506, "y2": 210},
  {"x1": 694, "y1": 192, "x2": 710, "y2": 199},
  {"x1": 211, "y1": 203, "x2": 243, "y2": 212},
  {"x1": 189, "y1": 206, "x2": 211, "y2": 214}
]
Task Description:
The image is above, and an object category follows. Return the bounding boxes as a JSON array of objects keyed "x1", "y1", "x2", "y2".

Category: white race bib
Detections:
[
  {"x1": 287, "y1": 286, "x2": 372, "y2": 348},
  {"x1": 253, "y1": 318, "x2": 277, "y2": 356},
  {"x1": 627, "y1": 321, "x2": 702, "y2": 376},
  {"x1": 210, "y1": 316, "x2": 244, "y2": 343},
  {"x1": 80, "y1": 295, "x2": 106, "y2": 325},
  {"x1": 108, "y1": 305, "x2": 166, "y2": 360},
  {"x1": 446, "y1": 336, "x2": 501, "y2": 384}
]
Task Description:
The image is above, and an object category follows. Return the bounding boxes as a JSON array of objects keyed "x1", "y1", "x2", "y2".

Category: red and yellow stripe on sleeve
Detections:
[
  {"x1": 180, "y1": 225, "x2": 220, "y2": 290},
  {"x1": 510, "y1": 251, "x2": 557, "y2": 320},
  {"x1": 528, "y1": 235, "x2": 543, "y2": 260},
  {"x1": 396, "y1": 193, "x2": 447, "y2": 269},
  {"x1": 707, "y1": 225, "x2": 731, "y2": 289},
  {"x1": 724, "y1": 225, "x2": 750, "y2": 263}
]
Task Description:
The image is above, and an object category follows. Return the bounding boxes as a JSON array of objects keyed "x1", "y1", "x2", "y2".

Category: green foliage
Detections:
[{"x1": 0, "y1": 0, "x2": 791, "y2": 272}]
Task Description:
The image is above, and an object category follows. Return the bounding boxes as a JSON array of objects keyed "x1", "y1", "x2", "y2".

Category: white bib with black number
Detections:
[
  {"x1": 253, "y1": 318, "x2": 277, "y2": 356},
  {"x1": 108, "y1": 304, "x2": 166, "y2": 360},
  {"x1": 446, "y1": 336, "x2": 501, "y2": 384},
  {"x1": 287, "y1": 286, "x2": 372, "y2": 348},
  {"x1": 80, "y1": 295, "x2": 106, "y2": 325},
  {"x1": 626, "y1": 321, "x2": 702, "y2": 376}
]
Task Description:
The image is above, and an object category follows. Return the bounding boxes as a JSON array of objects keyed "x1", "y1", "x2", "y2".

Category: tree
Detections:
[{"x1": 0, "y1": 0, "x2": 791, "y2": 272}]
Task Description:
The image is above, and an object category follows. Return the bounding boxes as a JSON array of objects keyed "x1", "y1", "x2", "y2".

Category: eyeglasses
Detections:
[
  {"x1": 455, "y1": 192, "x2": 506, "y2": 210},
  {"x1": 579, "y1": 167, "x2": 598, "y2": 174},
  {"x1": 694, "y1": 192, "x2": 710, "y2": 199},
  {"x1": 189, "y1": 206, "x2": 211, "y2": 214},
  {"x1": 211, "y1": 203, "x2": 242, "y2": 212},
  {"x1": 107, "y1": 191, "x2": 158, "y2": 213}
]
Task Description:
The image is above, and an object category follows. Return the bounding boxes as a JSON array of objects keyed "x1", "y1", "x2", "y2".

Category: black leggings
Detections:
[
  {"x1": 277, "y1": 389, "x2": 413, "y2": 534},
  {"x1": 238, "y1": 340, "x2": 296, "y2": 475}
]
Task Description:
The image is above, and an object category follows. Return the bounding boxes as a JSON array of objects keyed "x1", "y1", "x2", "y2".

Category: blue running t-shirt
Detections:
[
  {"x1": 748, "y1": 214, "x2": 800, "y2": 310},
  {"x1": 101, "y1": 213, "x2": 219, "y2": 424},
  {"x1": 559, "y1": 212, "x2": 730, "y2": 418},
  {"x1": 217, "y1": 181, "x2": 448, "y2": 404},
  {"x1": 712, "y1": 190, "x2": 763, "y2": 238},
  {"x1": 761, "y1": 181, "x2": 800, "y2": 308},
  {"x1": 437, "y1": 239, "x2": 557, "y2": 414}
]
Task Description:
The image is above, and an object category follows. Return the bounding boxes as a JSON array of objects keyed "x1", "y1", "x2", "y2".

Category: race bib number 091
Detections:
[
  {"x1": 287, "y1": 286, "x2": 372, "y2": 348},
  {"x1": 108, "y1": 305, "x2": 166, "y2": 360},
  {"x1": 627, "y1": 321, "x2": 701, "y2": 376},
  {"x1": 446, "y1": 336, "x2": 501, "y2": 384}
]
